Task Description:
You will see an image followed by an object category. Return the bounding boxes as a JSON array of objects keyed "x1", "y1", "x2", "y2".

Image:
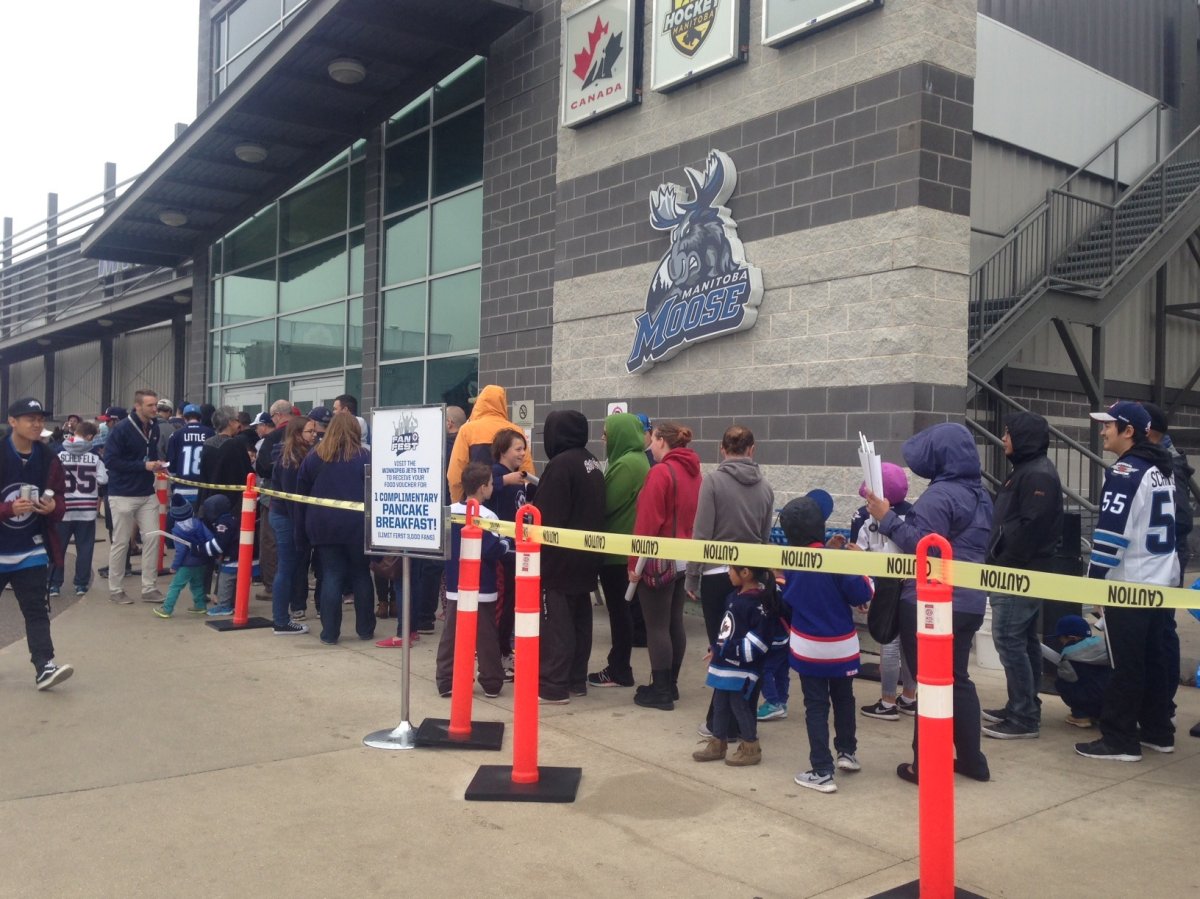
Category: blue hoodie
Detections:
[{"x1": 877, "y1": 422, "x2": 994, "y2": 615}]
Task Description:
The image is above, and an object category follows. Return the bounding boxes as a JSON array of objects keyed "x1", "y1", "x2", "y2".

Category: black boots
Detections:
[{"x1": 634, "y1": 669, "x2": 675, "y2": 710}]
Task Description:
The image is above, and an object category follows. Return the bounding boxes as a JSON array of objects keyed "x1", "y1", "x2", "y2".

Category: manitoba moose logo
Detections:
[{"x1": 626, "y1": 150, "x2": 763, "y2": 374}]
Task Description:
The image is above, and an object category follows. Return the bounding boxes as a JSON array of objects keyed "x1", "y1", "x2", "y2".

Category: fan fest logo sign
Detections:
[
  {"x1": 627, "y1": 150, "x2": 763, "y2": 374},
  {"x1": 561, "y1": 0, "x2": 640, "y2": 127}
]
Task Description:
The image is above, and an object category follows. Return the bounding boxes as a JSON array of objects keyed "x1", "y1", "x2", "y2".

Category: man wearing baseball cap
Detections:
[
  {"x1": 1076, "y1": 401, "x2": 1177, "y2": 761},
  {"x1": 1, "y1": 397, "x2": 73, "y2": 689}
]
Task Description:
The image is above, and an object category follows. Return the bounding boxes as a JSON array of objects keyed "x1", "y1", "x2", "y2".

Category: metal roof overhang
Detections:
[{"x1": 81, "y1": 0, "x2": 529, "y2": 267}]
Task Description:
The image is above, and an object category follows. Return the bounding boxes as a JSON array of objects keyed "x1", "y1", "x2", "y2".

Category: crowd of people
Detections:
[{"x1": 3, "y1": 386, "x2": 1197, "y2": 790}]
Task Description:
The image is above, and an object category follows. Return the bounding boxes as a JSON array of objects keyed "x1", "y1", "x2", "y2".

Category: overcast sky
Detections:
[{"x1": 0, "y1": 2, "x2": 197, "y2": 240}]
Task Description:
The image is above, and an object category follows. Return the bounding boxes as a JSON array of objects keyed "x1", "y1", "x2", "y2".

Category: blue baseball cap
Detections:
[
  {"x1": 635, "y1": 413, "x2": 652, "y2": 432},
  {"x1": 308, "y1": 406, "x2": 332, "y2": 425},
  {"x1": 182, "y1": 403, "x2": 201, "y2": 417},
  {"x1": 1089, "y1": 401, "x2": 1150, "y2": 436}
]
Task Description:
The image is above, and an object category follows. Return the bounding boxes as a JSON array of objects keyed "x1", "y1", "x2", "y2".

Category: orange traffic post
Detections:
[
  {"x1": 415, "y1": 498, "x2": 504, "y2": 750},
  {"x1": 465, "y1": 504, "x2": 581, "y2": 803},
  {"x1": 206, "y1": 473, "x2": 272, "y2": 633},
  {"x1": 155, "y1": 471, "x2": 170, "y2": 576}
]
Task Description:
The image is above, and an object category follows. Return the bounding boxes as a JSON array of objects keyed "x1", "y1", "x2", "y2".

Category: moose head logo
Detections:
[{"x1": 626, "y1": 150, "x2": 762, "y2": 374}]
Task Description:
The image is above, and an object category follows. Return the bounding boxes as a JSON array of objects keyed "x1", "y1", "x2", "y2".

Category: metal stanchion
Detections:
[
  {"x1": 466, "y1": 504, "x2": 581, "y2": 802},
  {"x1": 364, "y1": 555, "x2": 418, "y2": 750},
  {"x1": 416, "y1": 498, "x2": 504, "y2": 750},
  {"x1": 207, "y1": 473, "x2": 271, "y2": 632}
]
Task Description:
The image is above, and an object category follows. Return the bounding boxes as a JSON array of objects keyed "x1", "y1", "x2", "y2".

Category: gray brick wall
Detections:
[
  {"x1": 555, "y1": 62, "x2": 972, "y2": 281},
  {"x1": 478, "y1": 0, "x2": 560, "y2": 405}
]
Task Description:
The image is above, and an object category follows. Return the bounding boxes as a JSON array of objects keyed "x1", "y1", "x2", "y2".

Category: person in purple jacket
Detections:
[
  {"x1": 866, "y1": 422, "x2": 995, "y2": 785},
  {"x1": 295, "y1": 414, "x2": 373, "y2": 645}
]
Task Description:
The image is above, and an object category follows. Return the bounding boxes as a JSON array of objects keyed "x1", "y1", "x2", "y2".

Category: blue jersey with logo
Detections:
[
  {"x1": 1089, "y1": 453, "x2": 1179, "y2": 586},
  {"x1": 167, "y1": 423, "x2": 215, "y2": 500}
]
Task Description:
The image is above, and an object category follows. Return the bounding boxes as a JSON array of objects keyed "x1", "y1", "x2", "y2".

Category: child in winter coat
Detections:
[
  {"x1": 1050, "y1": 614, "x2": 1111, "y2": 727},
  {"x1": 196, "y1": 495, "x2": 239, "y2": 617},
  {"x1": 153, "y1": 494, "x2": 215, "y2": 618},
  {"x1": 780, "y1": 490, "x2": 874, "y2": 793},
  {"x1": 693, "y1": 565, "x2": 783, "y2": 767},
  {"x1": 436, "y1": 463, "x2": 513, "y2": 698}
]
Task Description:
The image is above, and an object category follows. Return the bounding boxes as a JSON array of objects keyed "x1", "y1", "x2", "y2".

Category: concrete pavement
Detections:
[{"x1": 2, "y1": 586, "x2": 1199, "y2": 899}]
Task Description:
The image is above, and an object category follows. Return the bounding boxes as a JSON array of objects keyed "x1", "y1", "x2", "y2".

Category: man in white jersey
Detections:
[
  {"x1": 50, "y1": 422, "x2": 108, "y2": 597},
  {"x1": 1076, "y1": 401, "x2": 1177, "y2": 762}
]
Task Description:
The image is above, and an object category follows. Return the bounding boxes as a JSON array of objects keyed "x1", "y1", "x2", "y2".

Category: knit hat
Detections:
[
  {"x1": 858, "y1": 462, "x2": 909, "y2": 504},
  {"x1": 170, "y1": 493, "x2": 194, "y2": 522},
  {"x1": 779, "y1": 496, "x2": 827, "y2": 546}
]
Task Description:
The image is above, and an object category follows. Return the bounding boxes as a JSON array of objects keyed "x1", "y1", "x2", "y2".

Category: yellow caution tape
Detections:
[
  {"x1": 166, "y1": 475, "x2": 366, "y2": 512},
  {"x1": 450, "y1": 514, "x2": 1198, "y2": 611}
]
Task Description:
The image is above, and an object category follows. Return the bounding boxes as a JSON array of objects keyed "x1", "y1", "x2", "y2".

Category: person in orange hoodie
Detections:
[{"x1": 447, "y1": 385, "x2": 535, "y2": 502}]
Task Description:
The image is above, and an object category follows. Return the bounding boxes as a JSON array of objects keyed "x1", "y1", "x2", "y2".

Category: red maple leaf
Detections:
[{"x1": 573, "y1": 16, "x2": 609, "y2": 83}]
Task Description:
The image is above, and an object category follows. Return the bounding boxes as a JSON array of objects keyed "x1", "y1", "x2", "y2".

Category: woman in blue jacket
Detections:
[
  {"x1": 296, "y1": 414, "x2": 373, "y2": 645},
  {"x1": 866, "y1": 422, "x2": 995, "y2": 784}
]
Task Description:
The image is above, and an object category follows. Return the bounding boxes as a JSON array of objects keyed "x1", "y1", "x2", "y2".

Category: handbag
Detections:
[
  {"x1": 640, "y1": 462, "x2": 678, "y2": 590},
  {"x1": 369, "y1": 555, "x2": 402, "y2": 580},
  {"x1": 867, "y1": 575, "x2": 903, "y2": 644}
]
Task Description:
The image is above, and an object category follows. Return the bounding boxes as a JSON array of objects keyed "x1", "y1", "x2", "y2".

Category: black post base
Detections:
[
  {"x1": 870, "y1": 880, "x2": 986, "y2": 898},
  {"x1": 205, "y1": 617, "x2": 274, "y2": 632},
  {"x1": 465, "y1": 764, "x2": 581, "y2": 803},
  {"x1": 414, "y1": 717, "x2": 505, "y2": 751}
]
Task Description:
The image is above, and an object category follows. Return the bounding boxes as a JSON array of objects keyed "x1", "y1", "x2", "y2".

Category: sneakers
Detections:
[
  {"x1": 48, "y1": 588, "x2": 60, "y2": 598},
  {"x1": 757, "y1": 701, "x2": 788, "y2": 721},
  {"x1": 897, "y1": 695, "x2": 917, "y2": 717},
  {"x1": 274, "y1": 621, "x2": 309, "y2": 635},
  {"x1": 141, "y1": 589, "x2": 164, "y2": 603},
  {"x1": 502, "y1": 655, "x2": 515, "y2": 683},
  {"x1": 692, "y1": 738, "x2": 728, "y2": 762},
  {"x1": 206, "y1": 603, "x2": 234, "y2": 618},
  {"x1": 835, "y1": 752, "x2": 862, "y2": 772},
  {"x1": 109, "y1": 591, "x2": 133, "y2": 605},
  {"x1": 861, "y1": 700, "x2": 899, "y2": 721},
  {"x1": 188, "y1": 604, "x2": 208, "y2": 614},
  {"x1": 36, "y1": 661, "x2": 74, "y2": 691},
  {"x1": 726, "y1": 739, "x2": 761, "y2": 767},
  {"x1": 291, "y1": 609, "x2": 306, "y2": 621},
  {"x1": 74, "y1": 587, "x2": 87, "y2": 596},
  {"x1": 794, "y1": 770, "x2": 837, "y2": 793},
  {"x1": 1074, "y1": 738, "x2": 1141, "y2": 762},
  {"x1": 982, "y1": 720, "x2": 1039, "y2": 740},
  {"x1": 539, "y1": 694, "x2": 570, "y2": 705},
  {"x1": 1065, "y1": 714, "x2": 1095, "y2": 728},
  {"x1": 981, "y1": 707, "x2": 1008, "y2": 724},
  {"x1": 1139, "y1": 738, "x2": 1175, "y2": 754},
  {"x1": 570, "y1": 683, "x2": 588, "y2": 697},
  {"x1": 416, "y1": 624, "x2": 436, "y2": 635},
  {"x1": 483, "y1": 688, "x2": 502, "y2": 699},
  {"x1": 374, "y1": 635, "x2": 417, "y2": 648},
  {"x1": 152, "y1": 605, "x2": 173, "y2": 619},
  {"x1": 697, "y1": 721, "x2": 714, "y2": 738},
  {"x1": 587, "y1": 667, "x2": 635, "y2": 688}
]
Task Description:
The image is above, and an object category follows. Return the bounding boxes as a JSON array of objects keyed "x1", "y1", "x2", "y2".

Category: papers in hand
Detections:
[
  {"x1": 1040, "y1": 643, "x2": 1062, "y2": 665},
  {"x1": 625, "y1": 556, "x2": 647, "y2": 601},
  {"x1": 858, "y1": 432, "x2": 884, "y2": 516}
]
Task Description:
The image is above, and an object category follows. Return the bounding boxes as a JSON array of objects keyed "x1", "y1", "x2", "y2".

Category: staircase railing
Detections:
[{"x1": 969, "y1": 101, "x2": 1167, "y2": 347}]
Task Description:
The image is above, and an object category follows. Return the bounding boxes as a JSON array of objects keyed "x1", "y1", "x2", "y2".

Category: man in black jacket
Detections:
[
  {"x1": 982, "y1": 411, "x2": 1064, "y2": 740},
  {"x1": 533, "y1": 410, "x2": 606, "y2": 703}
]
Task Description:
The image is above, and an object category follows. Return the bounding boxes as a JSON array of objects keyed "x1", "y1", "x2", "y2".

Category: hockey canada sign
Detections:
[{"x1": 626, "y1": 150, "x2": 763, "y2": 374}]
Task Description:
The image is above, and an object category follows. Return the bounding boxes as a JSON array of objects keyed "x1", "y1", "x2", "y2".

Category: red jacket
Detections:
[{"x1": 628, "y1": 447, "x2": 701, "y2": 572}]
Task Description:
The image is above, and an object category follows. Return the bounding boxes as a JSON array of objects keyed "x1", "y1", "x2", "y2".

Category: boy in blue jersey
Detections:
[
  {"x1": 1, "y1": 398, "x2": 73, "y2": 689},
  {"x1": 166, "y1": 404, "x2": 215, "y2": 509},
  {"x1": 1077, "y1": 401, "x2": 1177, "y2": 762}
]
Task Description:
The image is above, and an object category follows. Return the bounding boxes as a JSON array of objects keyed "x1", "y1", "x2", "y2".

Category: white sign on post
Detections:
[
  {"x1": 367, "y1": 405, "x2": 446, "y2": 557},
  {"x1": 511, "y1": 400, "x2": 535, "y2": 446},
  {"x1": 607, "y1": 402, "x2": 628, "y2": 415}
]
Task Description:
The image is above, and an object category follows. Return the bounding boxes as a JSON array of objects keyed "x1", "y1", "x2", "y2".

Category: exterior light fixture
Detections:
[
  {"x1": 97, "y1": 318, "x2": 113, "y2": 327},
  {"x1": 159, "y1": 209, "x2": 188, "y2": 227},
  {"x1": 36, "y1": 338, "x2": 52, "y2": 346},
  {"x1": 235, "y1": 142, "x2": 268, "y2": 164},
  {"x1": 328, "y1": 58, "x2": 366, "y2": 84}
]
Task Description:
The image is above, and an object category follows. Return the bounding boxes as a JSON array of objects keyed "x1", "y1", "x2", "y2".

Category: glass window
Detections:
[
  {"x1": 277, "y1": 302, "x2": 346, "y2": 375},
  {"x1": 227, "y1": 0, "x2": 279, "y2": 61},
  {"x1": 381, "y1": 284, "x2": 427, "y2": 360},
  {"x1": 222, "y1": 262, "x2": 277, "y2": 323},
  {"x1": 428, "y1": 270, "x2": 480, "y2": 354},
  {"x1": 433, "y1": 58, "x2": 485, "y2": 119},
  {"x1": 223, "y1": 320, "x2": 275, "y2": 381},
  {"x1": 279, "y1": 237, "x2": 348, "y2": 311},
  {"x1": 387, "y1": 95, "x2": 430, "y2": 144},
  {"x1": 210, "y1": 332, "x2": 222, "y2": 384},
  {"x1": 379, "y1": 362, "x2": 423, "y2": 407},
  {"x1": 210, "y1": 278, "x2": 223, "y2": 328},
  {"x1": 280, "y1": 170, "x2": 347, "y2": 251},
  {"x1": 384, "y1": 135, "x2": 429, "y2": 213},
  {"x1": 268, "y1": 381, "x2": 290, "y2": 405},
  {"x1": 349, "y1": 162, "x2": 364, "y2": 228},
  {"x1": 225, "y1": 208, "x2": 276, "y2": 271},
  {"x1": 431, "y1": 188, "x2": 482, "y2": 274},
  {"x1": 346, "y1": 368, "x2": 364, "y2": 413},
  {"x1": 427, "y1": 355, "x2": 478, "y2": 408},
  {"x1": 225, "y1": 29, "x2": 274, "y2": 84},
  {"x1": 433, "y1": 106, "x2": 484, "y2": 197},
  {"x1": 383, "y1": 208, "x2": 428, "y2": 286},
  {"x1": 349, "y1": 229, "x2": 364, "y2": 295},
  {"x1": 347, "y1": 297, "x2": 363, "y2": 366}
]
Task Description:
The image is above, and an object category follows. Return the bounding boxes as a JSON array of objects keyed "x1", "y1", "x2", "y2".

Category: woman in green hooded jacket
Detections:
[{"x1": 587, "y1": 413, "x2": 651, "y2": 688}]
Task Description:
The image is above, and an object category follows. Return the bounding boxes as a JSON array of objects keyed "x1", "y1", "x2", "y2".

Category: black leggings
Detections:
[{"x1": 638, "y1": 575, "x2": 686, "y2": 672}]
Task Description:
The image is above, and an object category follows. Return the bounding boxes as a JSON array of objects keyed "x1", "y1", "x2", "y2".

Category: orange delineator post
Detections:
[
  {"x1": 233, "y1": 473, "x2": 258, "y2": 628},
  {"x1": 511, "y1": 503, "x2": 542, "y2": 784},
  {"x1": 155, "y1": 471, "x2": 169, "y2": 574},
  {"x1": 915, "y1": 533, "x2": 955, "y2": 898},
  {"x1": 448, "y1": 498, "x2": 484, "y2": 738}
]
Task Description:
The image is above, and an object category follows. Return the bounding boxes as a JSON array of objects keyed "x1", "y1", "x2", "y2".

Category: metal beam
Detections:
[
  {"x1": 1089, "y1": 325, "x2": 1105, "y2": 503},
  {"x1": 1165, "y1": 358, "x2": 1200, "y2": 418},
  {"x1": 1052, "y1": 318, "x2": 1103, "y2": 406},
  {"x1": 1154, "y1": 265, "x2": 1167, "y2": 405}
]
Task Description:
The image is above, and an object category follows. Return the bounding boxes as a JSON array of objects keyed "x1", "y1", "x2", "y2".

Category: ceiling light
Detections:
[
  {"x1": 328, "y1": 58, "x2": 366, "y2": 84},
  {"x1": 97, "y1": 318, "x2": 113, "y2": 327},
  {"x1": 173, "y1": 295, "x2": 191, "y2": 305},
  {"x1": 36, "y1": 338, "x2": 52, "y2": 346},
  {"x1": 235, "y1": 142, "x2": 268, "y2": 164},
  {"x1": 159, "y1": 209, "x2": 188, "y2": 227}
]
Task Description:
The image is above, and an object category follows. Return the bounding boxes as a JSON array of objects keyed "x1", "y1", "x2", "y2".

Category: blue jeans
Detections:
[
  {"x1": 759, "y1": 647, "x2": 791, "y2": 706},
  {"x1": 990, "y1": 594, "x2": 1043, "y2": 729},
  {"x1": 270, "y1": 511, "x2": 307, "y2": 628},
  {"x1": 315, "y1": 543, "x2": 375, "y2": 643},
  {"x1": 799, "y1": 675, "x2": 857, "y2": 775},
  {"x1": 50, "y1": 519, "x2": 97, "y2": 591}
]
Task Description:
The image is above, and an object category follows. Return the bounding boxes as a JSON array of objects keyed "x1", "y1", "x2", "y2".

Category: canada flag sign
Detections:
[{"x1": 561, "y1": 0, "x2": 642, "y2": 127}]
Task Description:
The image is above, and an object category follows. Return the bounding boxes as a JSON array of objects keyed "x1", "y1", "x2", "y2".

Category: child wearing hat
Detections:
[
  {"x1": 779, "y1": 489, "x2": 874, "y2": 793},
  {"x1": 1049, "y1": 614, "x2": 1111, "y2": 728},
  {"x1": 152, "y1": 494, "x2": 215, "y2": 618}
]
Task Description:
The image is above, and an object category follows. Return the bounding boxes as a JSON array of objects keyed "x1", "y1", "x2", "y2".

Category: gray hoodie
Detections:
[{"x1": 684, "y1": 456, "x2": 774, "y2": 593}]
